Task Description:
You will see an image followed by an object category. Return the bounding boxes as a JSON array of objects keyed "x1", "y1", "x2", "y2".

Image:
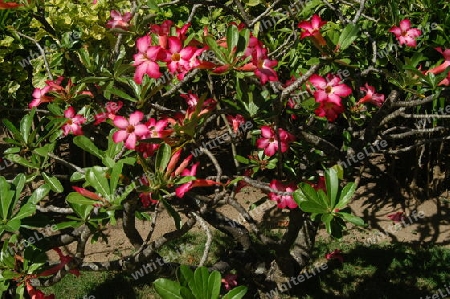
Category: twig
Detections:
[
  {"x1": 192, "y1": 212, "x2": 211, "y2": 266},
  {"x1": 48, "y1": 153, "x2": 84, "y2": 173},
  {"x1": 15, "y1": 31, "x2": 53, "y2": 80},
  {"x1": 240, "y1": 176, "x2": 293, "y2": 195},
  {"x1": 161, "y1": 69, "x2": 200, "y2": 98},
  {"x1": 139, "y1": 202, "x2": 160, "y2": 252},
  {"x1": 387, "y1": 136, "x2": 450, "y2": 154},
  {"x1": 36, "y1": 205, "x2": 74, "y2": 214},
  {"x1": 233, "y1": 0, "x2": 251, "y2": 27},
  {"x1": 280, "y1": 64, "x2": 321, "y2": 101},
  {"x1": 183, "y1": 0, "x2": 249, "y2": 26},
  {"x1": 188, "y1": 4, "x2": 202, "y2": 23},
  {"x1": 352, "y1": 0, "x2": 366, "y2": 24},
  {"x1": 249, "y1": 0, "x2": 282, "y2": 27},
  {"x1": 382, "y1": 127, "x2": 446, "y2": 139}
]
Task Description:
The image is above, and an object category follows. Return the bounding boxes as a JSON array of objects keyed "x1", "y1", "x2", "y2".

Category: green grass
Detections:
[{"x1": 40, "y1": 232, "x2": 450, "y2": 299}]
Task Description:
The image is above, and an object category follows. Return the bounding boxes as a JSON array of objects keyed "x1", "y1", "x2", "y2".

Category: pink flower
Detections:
[
  {"x1": 315, "y1": 101, "x2": 344, "y2": 122},
  {"x1": 426, "y1": 47, "x2": 450, "y2": 75},
  {"x1": 0, "y1": 0, "x2": 23, "y2": 9},
  {"x1": 256, "y1": 126, "x2": 295, "y2": 157},
  {"x1": 175, "y1": 161, "x2": 198, "y2": 198},
  {"x1": 358, "y1": 83, "x2": 385, "y2": 107},
  {"x1": 252, "y1": 46, "x2": 278, "y2": 84},
  {"x1": 307, "y1": 175, "x2": 326, "y2": 192},
  {"x1": 133, "y1": 36, "x2": 164, "y2": 84},
  {"x1": 162, "y1": 36, "x2": 206, "y2": 80},
  {"x1": 325, "y1": 249, "x2": 344, "y2": 263},
  {"x1": 112, "y1": 111, "x2": 149, "y2": 150},
  {"x1": 136, "y1": 118, "x2": 173, "y2": 158},
  {"x1": 94, "y1": 101, "x2": 123, "y2": 125},
  {"x1": 180, "y1": 92, "x2": 217, "y2": 119},
  {"x1": 389, "y1": 19, "x2": 421, "y2": 48},
  {"x1": 174, "y1": 161, "x2": 217, "y2": 197},
  {"x1": 226, "y1": 114, "x2": 246, "y2": 133},
  {"x1": 387, "y1": 211, "x2": 404, "y2": 222},
  {"x1": 235, "y1": 169, "x2": 253, "y2": 194},
  {"x1": 61, "y1": 107, "x2": 86, "y2": 136},
  {"x1": 309, "y1": 73, "x2": 352, "y2": 105},
  {"x1": 298, "y1": 14, "x2": 327, "y2": 46},
  {"x1": 26, "y1": 282, "x2": 55, "y2": 299},
  {"x1": 221, "y1": 274, "x2": 238, "y2": 291},
  {"x1": 29, "y1": 86, "x2": 52, "y2": 108},
  {"x1": 106, "y1": 10, "x2": 132, "y2": 30},
  {"x1": 238, "y1": 45, "x2": 278, "y2": 85},
  {"x1": 150, "y1": 20, "x2": 174, "y2": 48},
  {"x1": 139, "y1": 192, "x2": 158, "y2": 208},
  {"x1": 438, "y1": 71, "x2": 450, "y2": 86},
  {"x1": 268, "y1": 180, "x2": 298, "y2": 209}
]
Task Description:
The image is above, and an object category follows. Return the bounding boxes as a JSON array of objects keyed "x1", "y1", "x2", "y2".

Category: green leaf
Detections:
[
  {"x1": 41, "y1": 172, "x2": 64, "y2": 193},
  {"x1": 191, "y1": 266, "x2": 209, "y2": 299},
  {"x1": 109, "y1": 162, "x2": 123, "y2": 195},
  {"x1": 293, "y1": 183, "x2": 328, "y2": 214},
  {"x1": 29, "y1": 184, "x2": 51, "y2": 204},
  {"x1": 6, "y1": 155, "x2": 38, "y2": 169},
  {"x1": 330, "y1": 217, "x2": 346, "y2": 239},
  {"x1": 226, "y1": 24, "x2": 240, "y2": 58},
  {"x1": 337, "y1": 23, "x2": 359, "y2": 50},
  {"x1": 338, "y1": 212, "x2": 365, "y2": 226},
  {"x1": 204, "y1": 35, "x2": 229, "y2": 63},
  {"x1": 53, "y1": 221, "x2": 82, "y2": 230},
  {"x1": 2, "y1": 119, "x2": 24, "y2": 143},
  {"x1": 174, "y1": 176, "x2": 195, "y2": 185},
  {"x1": 68, "y1": 201, "x2": 93, "y2": 221},
  {"x1": 325, "y1": 168, "x2": 339, "y2": 208},
  {"x1": 234, "y1": 155, "x2": 250, "y2": 164},
  {"x1": 208, "y1": 271, "x2": 221, "y2": 299},
  {"x1": 180, "y1": 264, "x2": 194, "y2": 285},
  {"x1": 155, "y1": 143, "x2": 171, "y2": 173},
  {"x1": 160, "y1": 198, "x2": 182, "y2": 230},
  {"x1": 236, "y1": 28, "x2": 250, "y2": 56},
  {"x1": 12, "y1": 203, "x2": 35, "y2": 220},
  {"x1": 105, "y1": 86, "x2": 136, "y2": 102},
  {"x1": 79, "y1": 76, "x2": 112, "y2": 84},
  {"x1": 20, "y1": 108, "x2": 36, "y2": 145},
  {"x1": 223, "y1": 286, "x2": 248, "y2": 299},
  {"x1": 33, "y1": 143, "x2": 55, "y2": 157},
  {"x1": 332, "y1": 164, "x2": 344, "y2": 180},
  {"x1": 12, "y1": 173, "x2": 26, "y2": 206},
  {"x1": 0, "y1": 177, "x2": 13, "y2": 220},
  {"x1": 5, "y1": 218, "x2": 20, "y2": 232},
  {"x1": 154, "y1": 278, "x2": 183, "y2": 299},
  {"x1": 321, "y1": 213, "x2": 334, "y2": 235},
  {"x1": 86, "y1": 167, "x2": 110, "y2": 198},
  {"x1": 70, "y1": 172, "x2": 85, "y2": 182},
  {"x1": 73, "y1": 135, "x2": 104, "y2": 160},
  {"x1": 335, "y1": 183, "x2": 356, "y2": 209},
  {"x1": 66, "y1": 192, "x2": 100, "y2": 205}
]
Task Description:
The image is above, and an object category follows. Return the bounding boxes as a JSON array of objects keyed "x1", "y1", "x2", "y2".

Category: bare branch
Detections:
[
  {"x1": 15, "y1": 31, "x2": 53, "y2": 80},
  {"x1": 280, "y1": 64, "x2": 321, "y2": 101},
  {"x1": 48, "y1": 153, "x2": 84, "y2": 173},
  {"x1": 192, "y1": 212, "x2": 211, "y2": 266}
]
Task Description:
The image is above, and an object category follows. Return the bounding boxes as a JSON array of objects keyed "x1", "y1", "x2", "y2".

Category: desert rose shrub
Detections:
[{"x1": 0, "y1": 0, "x2": 449, "y2": 297}]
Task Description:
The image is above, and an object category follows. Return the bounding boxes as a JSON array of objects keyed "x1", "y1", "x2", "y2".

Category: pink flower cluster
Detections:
[
  {"x1": 389, "y1": 19, "x2": 421, "y2": 48},
  {"x1": 133, "y1": 20, "x2": 208, "y2": 84},
  {"x1": 106, "y1": 10, "x2": 132, "y2": 30},
  {"x1": 268, "y1": 180, "x2": 298, "y2": 209},
  {"x1": 204, "y1": 23, "x2": 278, "y2": 85},
  {"x1": 256, "y1": 126, "x2": 295, "y2": 157},
  {"x1": 309, "y1": 73, "x2": 352, "y2": 122}
]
